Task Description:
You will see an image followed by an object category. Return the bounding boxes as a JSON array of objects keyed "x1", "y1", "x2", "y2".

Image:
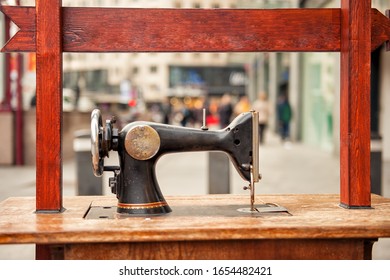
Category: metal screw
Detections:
[{"x1": 201, "y1": 108, "x2": 209, "y2": 131}]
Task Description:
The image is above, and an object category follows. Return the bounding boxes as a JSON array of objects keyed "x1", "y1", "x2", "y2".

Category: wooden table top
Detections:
[{"x1": 0, "y1": 194, "x2": 390, "y2": 245}]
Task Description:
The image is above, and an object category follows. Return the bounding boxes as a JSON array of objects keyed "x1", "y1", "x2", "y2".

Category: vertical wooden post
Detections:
[
  {"x1": 36, "y1": 0, "x2": 63, "y2": 212},
  {"x1": 340, "y1": 0, "x2": 371, "y2": 207}
]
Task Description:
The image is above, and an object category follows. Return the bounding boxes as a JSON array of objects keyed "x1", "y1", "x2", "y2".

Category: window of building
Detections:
[
  {"x1": 150, "y1": 66, "x2": 158, "y2": 73},
  {"x1": 64, "y1": 53, "x2": 72, "y2": 62}
]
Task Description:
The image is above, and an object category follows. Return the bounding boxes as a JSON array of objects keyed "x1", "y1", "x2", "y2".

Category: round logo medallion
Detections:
[{"x1": 125, "y1": 125, "x2": 160, "y2": 160}]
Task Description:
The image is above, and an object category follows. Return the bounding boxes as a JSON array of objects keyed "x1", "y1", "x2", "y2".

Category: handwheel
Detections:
[{"x1": 91, "y1": 109, "x2": 104, "y2": 177}]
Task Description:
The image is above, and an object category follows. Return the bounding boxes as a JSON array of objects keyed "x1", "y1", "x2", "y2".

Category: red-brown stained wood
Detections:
[
  {"x1": 0, "y1": 6, "x2": 35, "y2": 52},
  {"x1": 1, "y1": 195, "x2": 390, "y2": 245},
  {"x1": 0, "y1": 195, "x2": 389, "y2": 259},
  {"x1": 371, "y1": 8, "x2": 390, "y2": 50},
  {"x1": 340, "y1": 0, "x2": 371, "y2": 207},
  {"x1": 35, "y1": 0, "x2": 63, "y2": 212},
  {"x1": 0, "y1": 6, "x2": 390, "y2": 52},
  {"x1": 64, "y1": 239, "x2": 373, "y2": 260},
  {"x1": 1, "y1": 7, "x2": 341, "y2": 52},
  {"x1": 62, "y1": 8, "x2": 342, "y2": 52},
  {"x1": 2, "y1": 6, "x2": 390, "y2": 53},
  {"x1": 35, "y1": 245, "x2": 52, "y2": 260}
]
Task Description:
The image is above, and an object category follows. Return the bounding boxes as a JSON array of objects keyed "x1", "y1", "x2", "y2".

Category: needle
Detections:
[
  {"x1": 250, "y1": 166, "x2": 256, "y2": 212},
  {"x1": 251, "y1": 188, "x2": 255, "y2": 211}
]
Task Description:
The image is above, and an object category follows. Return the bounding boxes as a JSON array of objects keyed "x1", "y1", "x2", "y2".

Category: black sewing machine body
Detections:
[{"x1": 91, "y1": 109, "x2": 259, "y2": 216}]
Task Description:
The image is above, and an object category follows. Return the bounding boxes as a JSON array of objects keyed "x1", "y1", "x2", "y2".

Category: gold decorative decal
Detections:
[
  {"x1": 125, "y1": 125, "x2": 161, "y2": 160},
  {"x1": 118, "y1": 201, "x2": 168, "y2": 210}
]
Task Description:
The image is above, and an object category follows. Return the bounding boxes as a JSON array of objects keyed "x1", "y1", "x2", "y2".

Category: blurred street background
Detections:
[{"x1": 1, "y1": 0, "x2": 390, "y2": 259}]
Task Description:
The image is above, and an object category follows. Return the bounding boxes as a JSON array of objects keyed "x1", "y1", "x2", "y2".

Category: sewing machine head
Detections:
[{"x1": 91, "y1": 108, "x2": 260, "y2": 216}]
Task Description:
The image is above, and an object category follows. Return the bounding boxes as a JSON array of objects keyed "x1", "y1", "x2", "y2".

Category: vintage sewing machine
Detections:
[{"x1": 90, "y1": 108, "x2": 260, "y2": 216}]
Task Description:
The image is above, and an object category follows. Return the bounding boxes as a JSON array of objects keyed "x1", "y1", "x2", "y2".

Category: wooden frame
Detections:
[
  {"x1": 1, "y1": 0, "x2": 390, "y2": 261},
  {"x1": 339, "y1": 0, "x2": 372, "y2": 207},
  {"x1": 35, "y1": 0, "x2": 63, "y2": 212},
  {"x1": 1, "y1": 0, "x2": 390, "y2": 210},
  {"x1": 1, "y1": 194, "x2": 389, "y2": 260}
]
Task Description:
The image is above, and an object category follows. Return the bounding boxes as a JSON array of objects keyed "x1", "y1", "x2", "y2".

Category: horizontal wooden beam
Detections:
[
  {"x1": 2, "y1": 7, "x2": 389, "y2": 53},
  {"x1": 0, "y1": 7, "x2": 341, "y2": 52},
  {"x1": 62, "y1": 8, "x2": 341, "y2": 52},
  {"x1": 0, "y1": 6, "x2": 35, "y2": 52}
]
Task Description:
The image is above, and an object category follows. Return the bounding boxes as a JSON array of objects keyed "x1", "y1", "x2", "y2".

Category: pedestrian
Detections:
[
  {"x1": 277, "y1": 93, "x2": 292, "y2": 142},
  {"x1": 161, "y1": 97, "x2": 172, "y2": 124},
  {"x1": 180, "y1": 103, "x2": 192, "y2": 127},
  {"x1": 252, "y1": 92, "x2": 270, "y2": 144},
  {"x1": 74, "y1": 82, "x2": 80, "y2": 111},
  {"x1": 233, "y1": 95, "x2": 251, "y2": 117},
  {"x1": 30, "y1": 90, "x2": 36, "y2": 108}
]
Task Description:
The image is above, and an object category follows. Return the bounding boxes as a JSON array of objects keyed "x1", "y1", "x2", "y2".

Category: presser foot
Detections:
[{"x1": 237, "y1": 203, "x2": 288, "y2": 214}]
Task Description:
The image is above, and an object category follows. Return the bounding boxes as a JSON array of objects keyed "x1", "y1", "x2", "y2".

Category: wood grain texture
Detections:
[
  {"x1": 1, "y1": 7, "x2": 341, "y2": 52},
  {"x1": 3, "y1": 6, "x2": 390, "y2": 53},
  {"x1": 62, "y1": 8, "x2": 341, "y2": 52},
  {"x1": 371, "y1": 8, "x2": 390, "y2": 51},
  {"x1": 35, "y1": 0, "x2": 63, "y2": 212},
  {"x1": 0, "y1": 6, "x2": 35, "y2": 52},
  {"x1": 340, "y1": 0, "x2": 372, "y2": 207},
  {"x1": 3, "y1": 6, "x2": 389, "y2": 53},
  {"x1": 64, "y1": 239, "x2": 374, "y2": 260},
  {"x1": 0, "y1": 195, "x2": 389, "y2": 245}
]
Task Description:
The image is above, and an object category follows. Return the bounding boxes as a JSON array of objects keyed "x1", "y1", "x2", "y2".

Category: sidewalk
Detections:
[{"x1": 0, "y1": 132, "x2": 389, "y2": 259}]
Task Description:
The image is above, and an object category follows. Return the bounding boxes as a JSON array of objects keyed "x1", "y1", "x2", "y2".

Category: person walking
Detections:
[
  {"x1": 277, "y1": 93, "x2": 292, "y2": 143},
  {"x1": 233, "y1": 95, "x2": 251, "y2": 117},
  {"x1": 217, "y1": 93, "x2": 233, "y2": 128}
]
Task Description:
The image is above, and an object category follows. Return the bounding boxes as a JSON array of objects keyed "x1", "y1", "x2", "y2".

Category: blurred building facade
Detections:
[{"x1": 297, "y1": 0, "x2": 390, "y2": 162}]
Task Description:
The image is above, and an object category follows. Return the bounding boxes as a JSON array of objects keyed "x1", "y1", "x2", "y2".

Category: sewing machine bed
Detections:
[{"x1": 1, "y1": 194, "x2": 390, "y2": 259}]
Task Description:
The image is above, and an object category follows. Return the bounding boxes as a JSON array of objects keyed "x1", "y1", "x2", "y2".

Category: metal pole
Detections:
[
  {"x1": 14, "y1": 0, "x2": 23, "y2": 165},
  {"x1": 15, "y1": 52, "x2": 23, "y2": 165}
]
